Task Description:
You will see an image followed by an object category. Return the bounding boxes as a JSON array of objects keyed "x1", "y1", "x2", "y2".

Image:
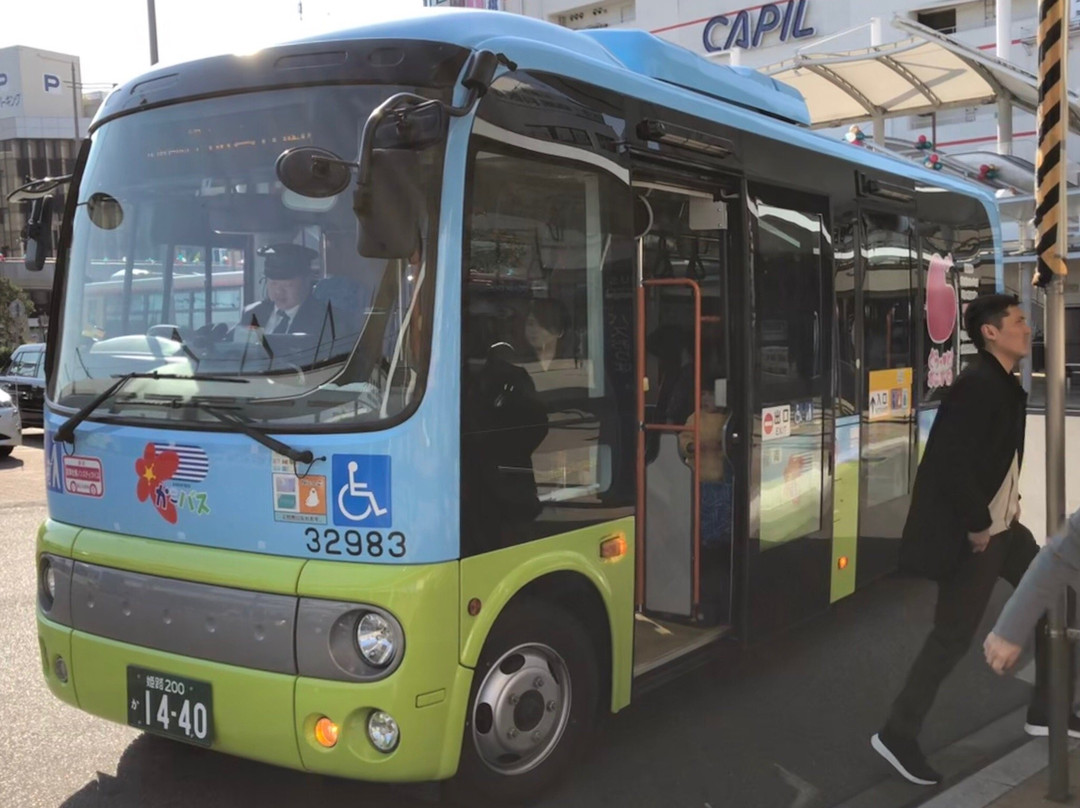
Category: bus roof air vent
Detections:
[{"x1": 581, "y1": 29, "x2": 810, "y2": 127}]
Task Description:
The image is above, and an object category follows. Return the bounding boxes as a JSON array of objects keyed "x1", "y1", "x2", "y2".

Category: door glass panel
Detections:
[
  {"x1": 860, "y1": 212, "x2": 915, "y2": 537},
  {"x1": 638, "y1": 185, "x2": 734, "y2": 622},
  {"x1": 750, "y1": 189, "x2": 826, "y2": 547}
]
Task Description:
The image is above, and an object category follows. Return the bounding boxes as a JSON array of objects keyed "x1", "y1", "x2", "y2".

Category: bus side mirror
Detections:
[
  {"x1": 354, "y1": 149, "x2": 421, "y2": 259},
  {"x1": 23, "y1": 195, "x2": 54, "y2": 272}
]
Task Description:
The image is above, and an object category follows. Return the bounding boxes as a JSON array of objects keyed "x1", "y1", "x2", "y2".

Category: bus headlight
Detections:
[
  {"x1": 356, "y1": 612, "x2": 396, "y2": 667},
  {"x1": 40, "y1": 557, "x2": 56, "y2": 609}
]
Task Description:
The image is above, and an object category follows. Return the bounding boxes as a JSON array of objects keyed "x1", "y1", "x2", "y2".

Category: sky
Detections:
[{"x1": 2, "y1": 0, "x2": 427, "y2": 88}]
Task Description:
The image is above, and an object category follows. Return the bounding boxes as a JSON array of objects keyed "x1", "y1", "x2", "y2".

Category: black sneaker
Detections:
[
  {"x1": 1024, "y1": 710, "x2": 1080, "y2": 739},
  {"x1": 871, "y1": 731, "x2": 941, "y2": 786}
]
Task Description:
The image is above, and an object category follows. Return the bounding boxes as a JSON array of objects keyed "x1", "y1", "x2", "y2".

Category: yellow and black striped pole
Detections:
[
  {"x1": 1035, "y1": 0, "x2": 1070, "y2": 800},
  {"x1": 1034, "y1": 0, "x2": 1068, "y2": 288}
]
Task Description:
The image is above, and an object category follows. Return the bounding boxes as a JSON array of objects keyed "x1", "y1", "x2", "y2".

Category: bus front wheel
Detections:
[{"x1": 449, "y1": 599, "x2": 599, "y2": 806}]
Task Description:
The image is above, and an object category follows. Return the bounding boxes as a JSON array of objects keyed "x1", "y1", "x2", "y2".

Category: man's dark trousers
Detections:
[{"x1": 886, "y1": 522, "x2": 1052, "y2": 740}]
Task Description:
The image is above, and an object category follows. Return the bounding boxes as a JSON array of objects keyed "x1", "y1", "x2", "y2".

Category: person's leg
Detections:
[{"x1": 885, "y1": 534, "x2": 1010, "y2": 741}]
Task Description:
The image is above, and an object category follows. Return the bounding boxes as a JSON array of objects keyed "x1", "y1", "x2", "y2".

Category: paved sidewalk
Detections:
[
  {"x1": 924, "y1": 738, "x2": 1080, "y2": 808},
  {"x1": 0, "y1": 430, "x2": 45, "y2": 508}
]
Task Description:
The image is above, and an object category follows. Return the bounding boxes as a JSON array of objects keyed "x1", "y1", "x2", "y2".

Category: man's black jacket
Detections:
[
  {"x1": 899, "y1": 352, "x2": 1027, "y2": 580},
  {"x1": 240, "y1": 296, "x2": 329, "y2": 336}
]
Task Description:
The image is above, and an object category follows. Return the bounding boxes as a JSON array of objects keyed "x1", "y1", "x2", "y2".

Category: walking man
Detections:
[{"x1": 872, "y1": 293, "x2": 1060, "y2": 786}]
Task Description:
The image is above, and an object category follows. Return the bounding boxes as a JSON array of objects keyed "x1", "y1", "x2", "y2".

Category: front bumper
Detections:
[{"x1": 36, "y1": 523, "x2": 472, "y2": 782}]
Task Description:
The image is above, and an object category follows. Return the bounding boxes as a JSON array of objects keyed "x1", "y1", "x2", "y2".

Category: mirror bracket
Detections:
[{"x1": 6, "y1": 174, "x2": 72, "y2": 203}]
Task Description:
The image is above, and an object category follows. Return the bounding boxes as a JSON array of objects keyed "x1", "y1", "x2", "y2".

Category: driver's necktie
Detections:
[{"x1": 271, "y1": 311, "x2": 291, "y2": 334}]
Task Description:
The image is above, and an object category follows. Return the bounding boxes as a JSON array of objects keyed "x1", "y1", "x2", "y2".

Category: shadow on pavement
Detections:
[
  {"x1": 0, "y1": 455, "x2": 25, "y2": 470},
  {"x1": 59, "y1": 734, "x2": 441, "y2": 808}
]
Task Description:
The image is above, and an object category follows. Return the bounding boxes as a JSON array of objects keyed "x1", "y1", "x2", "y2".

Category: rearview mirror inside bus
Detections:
[
  {"x1": 86, "y1": 192, "x2": 124, "y2": 230},
  {"x1": 275, "y1": 146, "x2": 354, "y2": 198}
]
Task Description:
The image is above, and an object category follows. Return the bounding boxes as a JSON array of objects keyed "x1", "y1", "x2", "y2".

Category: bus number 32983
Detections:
[{"x1": 304, "y1": 528, "x2": 407, "y2": 558}]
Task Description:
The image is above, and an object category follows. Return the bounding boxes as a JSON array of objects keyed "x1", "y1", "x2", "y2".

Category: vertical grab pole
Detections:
[
  {"x1": 1033, "y1": 0, "x2": 1070, "y2": 800},
  {"x1": 692, "y1": 282, "x2": 702, "y2": 612},
  {"x1": 635, "y1": 237, "x2": 646, "y2": 609},
  {"x1": 642, "y1": 277, "x2": 704, "y2": 615}
]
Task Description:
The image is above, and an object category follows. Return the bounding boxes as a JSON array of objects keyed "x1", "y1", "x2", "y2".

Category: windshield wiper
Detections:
[
  {"x1": 197, "y1": 405, "x2": 316, "y2": 466},
  {"x1": 54, "y1": 371, "x2": 249, "y2": 445}
]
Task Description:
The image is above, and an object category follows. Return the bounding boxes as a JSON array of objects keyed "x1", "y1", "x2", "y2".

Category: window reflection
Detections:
[
  {"x1": 461, "y1": 143, "x2": 634, "y2": 555},
  {"x1": 750, "y1": 188, "x2": 826, "y2": 547}
]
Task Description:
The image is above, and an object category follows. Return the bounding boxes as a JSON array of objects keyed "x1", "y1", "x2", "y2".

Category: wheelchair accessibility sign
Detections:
[{"x1": 332, "y1": 454, "x2": 392, "y2": 527}]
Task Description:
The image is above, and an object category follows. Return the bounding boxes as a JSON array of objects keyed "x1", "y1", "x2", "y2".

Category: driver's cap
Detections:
[{"x1": 258, "y1": 242, "x2": 318, "y2": 279}]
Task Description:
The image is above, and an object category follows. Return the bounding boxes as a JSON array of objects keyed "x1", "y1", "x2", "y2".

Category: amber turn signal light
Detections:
[
  {"x1": 600, "y1": 535, "x2": 627, "y2": 560},
  {"x1": 314, "y1": 717, "x2": 340, "y2": 748},
  {"x1": 838, "y1": 556, "x2": 849, "y2": 571}
]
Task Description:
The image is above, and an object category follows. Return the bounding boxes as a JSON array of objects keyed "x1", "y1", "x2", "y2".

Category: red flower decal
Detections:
[{"x1": 134, "y1": 443, "x2": 180, "y2": 523}]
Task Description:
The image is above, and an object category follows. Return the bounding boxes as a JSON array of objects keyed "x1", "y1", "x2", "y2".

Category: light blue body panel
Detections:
[
  {"x1": 55, "y1": 9, "x2": 1002, "y2": 565},
  {"x1": 44, "y1": 409, "x2": 457, "y2": 563}
]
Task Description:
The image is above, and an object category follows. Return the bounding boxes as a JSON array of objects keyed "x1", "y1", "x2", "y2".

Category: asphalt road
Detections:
[{"x1": 0, "y1": 432, "x2": 1045, "y2": 808}]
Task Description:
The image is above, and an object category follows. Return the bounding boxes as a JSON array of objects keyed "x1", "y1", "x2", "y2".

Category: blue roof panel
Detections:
[{"x1": 580, "y1": 29, "x2": 810, "y2": 126}]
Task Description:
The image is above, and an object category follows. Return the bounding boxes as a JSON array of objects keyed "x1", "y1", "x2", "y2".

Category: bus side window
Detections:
[{"x1": 460, "y1": 140, "x2": 635, "y2": 556}]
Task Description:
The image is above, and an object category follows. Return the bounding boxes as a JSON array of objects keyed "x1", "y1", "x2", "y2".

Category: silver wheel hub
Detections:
[{"x1": 471, "y1": 642, "x2": 572, "y2": 775}]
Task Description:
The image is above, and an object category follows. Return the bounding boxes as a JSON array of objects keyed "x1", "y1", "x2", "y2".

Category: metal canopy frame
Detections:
[{"x1": 759, "y1": 16, "x2": 1080, "y2": 133}]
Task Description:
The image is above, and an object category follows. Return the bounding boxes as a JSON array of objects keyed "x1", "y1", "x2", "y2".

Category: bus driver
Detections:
[{"x1": 241, "y1": 243, "x2": 326, "y2": 335}]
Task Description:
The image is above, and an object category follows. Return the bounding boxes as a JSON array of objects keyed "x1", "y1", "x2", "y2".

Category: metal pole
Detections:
[
  {"x1": 69, "y1": 62, "x2": 79, "y2": 141},
  {"x1": 997, "y1": 97, "x2": 1014, "y2": 156},
  {"x1": 996, "y1": 0, "x2": 1012, "y2": 58},
  {"x1": 1047, "y1": 276, "x2": 1069, "y2": 802},
  {"x1": 1022, "y1": 269, "x2": 1034, "y2": 393},
  {"x1": 996, "y1": 0, "x2": 1013, "y2": 155},
  {"x1": 870, "y1": 16, "x2": 883, "y2": 47},
  {"x1": 1034, "y1": 0, "x2": 1070, "y2": 800},
  {"x1": 870, "y1": 17, "x2": 887, "y2": 145},
  {"x1": 147, "y1": 0, "x2": 159, "y2": 65}
]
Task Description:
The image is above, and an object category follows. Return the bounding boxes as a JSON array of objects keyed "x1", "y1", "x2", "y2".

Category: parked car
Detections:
[
  {"x1": 0, "y1": 343, "x2": 45, "y2": 428},
  {"x1": 0, "y1": 387, "x2": 20, "y2": 458}
]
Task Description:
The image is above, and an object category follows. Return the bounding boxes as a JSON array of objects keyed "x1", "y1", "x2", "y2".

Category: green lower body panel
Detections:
[
  {"x1": 38, "y1": 615, "x2": 474, "y2": 782},
  {"x1": 37, "y1": 617, "x2": 78, "y2": 708},
  {"x1": 831, "y1": 417, "x2": 860, "y2": 602}
]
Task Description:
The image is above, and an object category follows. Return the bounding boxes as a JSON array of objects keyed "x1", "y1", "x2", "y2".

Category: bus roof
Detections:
[
  {"x1": 296, "y1": 12, "x2": 809, "y2": 126},
  {"x1": 96, "y1": 9, "x2": 1000, "y2": 216},
  {"x1": 300, "y1": 10, "x2": 1001, "y2": 211}
]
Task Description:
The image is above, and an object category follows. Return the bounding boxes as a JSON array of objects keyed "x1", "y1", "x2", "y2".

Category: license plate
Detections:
[{"x1": 127, "y1": 666, "x2": 213, "y2": 747}]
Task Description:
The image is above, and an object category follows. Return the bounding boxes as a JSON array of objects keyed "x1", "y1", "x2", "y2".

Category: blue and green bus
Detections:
[{"x1": 30, "y1": 9, "x2": 1002, "y2": 803}]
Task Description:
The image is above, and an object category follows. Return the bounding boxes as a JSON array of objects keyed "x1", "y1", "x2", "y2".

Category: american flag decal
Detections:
[{"x1": 152, "y1": 444, "x2": 209, "y2": 483}]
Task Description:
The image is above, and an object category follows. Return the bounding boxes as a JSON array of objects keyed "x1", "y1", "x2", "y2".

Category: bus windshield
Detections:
[{"x1": 51, "y1": 85, "x2": 444, "y2": 430}]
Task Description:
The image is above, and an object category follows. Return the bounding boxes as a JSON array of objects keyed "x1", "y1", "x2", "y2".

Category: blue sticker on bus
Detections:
[
  {"x1": 332, "y1": 454, "x2": 392, "y2": 527},
  {"x1": 45, "y1": 434, "x2": 64, "y2": 494}
]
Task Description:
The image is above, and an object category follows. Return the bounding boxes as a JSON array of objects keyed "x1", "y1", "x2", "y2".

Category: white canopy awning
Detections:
[{"x1": 760, "y1": 16, "x2": 1080, "y2": 132}]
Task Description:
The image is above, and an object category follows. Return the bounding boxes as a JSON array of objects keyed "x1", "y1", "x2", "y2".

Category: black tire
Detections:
[
  {"x1": 0, "y1": 446, "x2": 12, "y2": 458},
  {"x1": 447, "y1": 598, "x2": 599, "y2": 807}
]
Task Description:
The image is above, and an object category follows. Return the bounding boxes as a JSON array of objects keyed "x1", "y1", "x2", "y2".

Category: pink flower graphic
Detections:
[{"x1": 926, "y1": 253, "x2": 957, "y2": 344}]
